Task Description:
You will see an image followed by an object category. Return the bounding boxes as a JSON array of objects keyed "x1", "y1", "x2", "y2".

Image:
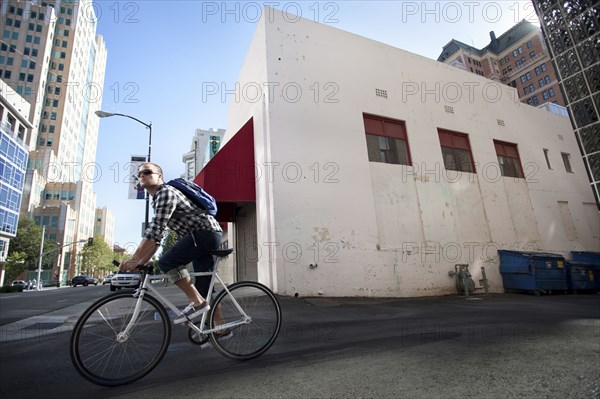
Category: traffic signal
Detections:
[{"x1": 87, "y1": 237, "x2": 93, "y2": 246}]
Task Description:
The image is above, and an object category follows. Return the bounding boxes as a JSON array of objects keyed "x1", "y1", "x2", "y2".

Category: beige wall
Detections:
[{"x1": 95, "y1": 207, "x2": 115, "y2": 248}]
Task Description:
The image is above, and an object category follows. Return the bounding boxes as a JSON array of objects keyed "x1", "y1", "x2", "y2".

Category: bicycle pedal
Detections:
[{"x1": 200, "y1": 341, "x2": 212, "y2": 349}]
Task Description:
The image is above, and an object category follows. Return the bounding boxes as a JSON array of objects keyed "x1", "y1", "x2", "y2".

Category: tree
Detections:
[
  {"x1": 79, "y1": 236, "x2": 117, "y2": 276},
  {"x1": 3, "y1": 252, "x2": 27, "y2": 282},
  {"x1": 8, "y1": 217, "x2": 56, "y2": 268},
  {"x1": 161, "y1": 230, "x2": 178, "y2": 256},
  {"x1": 9, "y1": 217, "x2": 42, "y2": 262}
]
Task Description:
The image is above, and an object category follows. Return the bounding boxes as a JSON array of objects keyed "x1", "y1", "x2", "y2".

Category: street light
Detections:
[{"x1": 95, "y1": 110, "x2": 153, "y2": 234}]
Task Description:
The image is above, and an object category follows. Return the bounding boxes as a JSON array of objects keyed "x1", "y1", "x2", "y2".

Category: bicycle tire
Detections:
[
  {"x1": 70, "y1": 293, "x2": 171, "y2": 386},
  {"x1": 209, "y1": 281, "x2": 282, "y2": 360}
]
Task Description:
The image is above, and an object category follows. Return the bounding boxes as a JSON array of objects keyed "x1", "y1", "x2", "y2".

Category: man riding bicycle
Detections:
[{"x1": 120, "y1": 162, "x2": 222, "y2": 324}]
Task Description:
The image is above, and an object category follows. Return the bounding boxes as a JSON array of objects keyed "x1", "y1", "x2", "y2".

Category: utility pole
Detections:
[{"x1": 36, "y1": 225, "x2": 45, "y2": 290}]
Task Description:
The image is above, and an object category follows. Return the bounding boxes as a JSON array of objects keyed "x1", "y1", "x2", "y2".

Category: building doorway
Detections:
[{"x1": 234, "y1": 203, "x2": 258, "y2": 281}]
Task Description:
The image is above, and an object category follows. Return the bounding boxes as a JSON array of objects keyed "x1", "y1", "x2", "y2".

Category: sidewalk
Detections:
[{"x1": 21, "y1": 285, "x2": 70, "y2": 292}]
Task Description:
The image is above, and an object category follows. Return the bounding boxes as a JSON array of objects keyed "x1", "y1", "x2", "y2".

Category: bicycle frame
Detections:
[{"x1": 118, "y1": 264, "x2": 251, "y2": 342}]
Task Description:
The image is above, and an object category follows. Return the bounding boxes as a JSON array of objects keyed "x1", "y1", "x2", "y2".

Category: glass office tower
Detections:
[{"x1": 532, "y1": 0, "x2": 600, "y2": 206}]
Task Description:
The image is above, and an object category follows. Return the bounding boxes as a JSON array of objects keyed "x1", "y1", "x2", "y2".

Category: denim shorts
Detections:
[{"x1": 158, "y1": 229, "x2": 222, "y2": 298}]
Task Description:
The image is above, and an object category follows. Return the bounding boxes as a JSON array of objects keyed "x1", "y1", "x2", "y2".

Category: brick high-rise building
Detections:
[
  {"x1": 438, "y1": 20, "x2": 566, "y2": 108},
  {"x1": 94, "y1": 207, "x2": 115, "y2": 249}
]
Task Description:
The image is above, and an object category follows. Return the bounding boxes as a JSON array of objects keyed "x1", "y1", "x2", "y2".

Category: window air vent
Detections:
[
  {"x1": 497, "y1": 119, "x2": 505, "y2": 126},
  {"x1": 444, "y1": 105, "x2": 454, "y2": 114},
  {"x1": 375, "y1": 88, "x2": 388, "y2": 98}
]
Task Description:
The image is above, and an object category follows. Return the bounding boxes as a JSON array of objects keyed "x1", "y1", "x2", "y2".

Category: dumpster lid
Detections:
[
  {"x1": 571, "y1": 251, "x2": 600, "y2": 256},
  {"x1": 498, "y1": 250, "x2": 565, "y2": 259},
  {"x1": 565, "y1": 260, "x2": 600, "y2": 267}
]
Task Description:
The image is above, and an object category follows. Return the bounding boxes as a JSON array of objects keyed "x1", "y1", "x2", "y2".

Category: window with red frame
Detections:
[
  {"x1": 363, "y1": 114, "x2": 411, "y2": 165},
  {"x1": 494, "y1": 140, "x2": 524, "y2": 178},
  {"x1": 438, "y1": 129, "x2": 475, "y2": 173}
]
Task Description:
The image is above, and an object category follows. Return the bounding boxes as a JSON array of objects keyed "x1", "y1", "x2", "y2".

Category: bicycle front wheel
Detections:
[
  {"x1": 209, "y1": 281, "x2": 282, "y2": 360},
  {"x1": 70, "y1": 293, "x2": 171, "y2": 386}
]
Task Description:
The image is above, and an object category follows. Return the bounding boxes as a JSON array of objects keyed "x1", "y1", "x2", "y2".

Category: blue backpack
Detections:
[{"x1": 167, "y1": 178, "x2": 218, "y2": 216}]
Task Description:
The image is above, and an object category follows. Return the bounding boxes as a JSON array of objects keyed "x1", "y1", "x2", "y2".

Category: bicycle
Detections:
[{"x1": 69, "y1": 248, "x2": 282, "y2": 387}]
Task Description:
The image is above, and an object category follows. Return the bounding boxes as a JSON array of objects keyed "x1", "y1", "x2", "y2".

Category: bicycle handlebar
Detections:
[{"x1": 112, "y1": 259, "x2": 153, "y2": 274}]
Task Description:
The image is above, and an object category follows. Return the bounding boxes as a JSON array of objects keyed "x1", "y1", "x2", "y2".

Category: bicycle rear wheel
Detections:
[
  {"x1": 209, "y1": 281, "x2": 282, "y2": 360},
  {"x1": 70, "y1": 293, "x2": 171, "y2": 386}
]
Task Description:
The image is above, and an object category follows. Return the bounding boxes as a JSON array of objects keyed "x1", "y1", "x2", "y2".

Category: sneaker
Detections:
[
  {"x1": 215, "y1": 329, "x2": 234, "y2": 339},
  {"x1": 200, "y1": 329, "x2": 234, "y2": 349},
  {"x1": 173, "y1": 301, "x2": 210, "y2": 324}
]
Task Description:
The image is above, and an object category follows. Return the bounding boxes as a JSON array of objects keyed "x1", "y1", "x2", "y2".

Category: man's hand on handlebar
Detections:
[{"x1": 120, "y1": 259, "x2": 140, "y2": 273}]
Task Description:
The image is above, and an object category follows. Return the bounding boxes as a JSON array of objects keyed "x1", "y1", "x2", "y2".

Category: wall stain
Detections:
[{"x1": 312, "y1": 227, "x2": 330, "y2": 242}]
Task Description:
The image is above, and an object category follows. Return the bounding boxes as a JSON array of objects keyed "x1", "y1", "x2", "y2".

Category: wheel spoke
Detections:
[
  {"x1": 210, "y1": 282, "x2": 281, "y2": 360},
  {"x1": 70, "y1": 293, "x2": 171, "y2": 386}
]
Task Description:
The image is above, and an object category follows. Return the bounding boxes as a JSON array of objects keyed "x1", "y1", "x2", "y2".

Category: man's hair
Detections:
[{"x1": 140, "y1": 162, "x2": 163, "y2": 176}]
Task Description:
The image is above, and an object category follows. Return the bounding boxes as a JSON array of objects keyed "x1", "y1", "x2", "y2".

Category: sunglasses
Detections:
[{"x1": 138, "y1": 170, "x2": 157, "y2": 177}]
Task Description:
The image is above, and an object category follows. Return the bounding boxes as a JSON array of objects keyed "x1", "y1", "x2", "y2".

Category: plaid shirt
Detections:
[{"x1": 144, "y1": 183, "x2": 222, "y2": 243}]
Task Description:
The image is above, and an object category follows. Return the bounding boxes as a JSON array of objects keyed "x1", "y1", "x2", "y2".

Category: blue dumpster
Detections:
[
  {"x1": 498, "y1": 250, "x2": 567, "y2": 294},
  {"x1": 570, "y1": 251, "x2": 600, "y2": 290},
  {"x1": 565, "y1": 261, "x2": 597, "y2": 293}
]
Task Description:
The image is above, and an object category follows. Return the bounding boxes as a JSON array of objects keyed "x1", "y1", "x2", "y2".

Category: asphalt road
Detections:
[
  {"x1": 0, "y1": 287, "x2": 598, "y2": 399},
  {"x1": 0, "y1": 284, "x2": 110, "y2": 326}
]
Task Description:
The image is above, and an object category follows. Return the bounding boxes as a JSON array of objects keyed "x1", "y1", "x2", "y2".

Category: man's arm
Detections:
[{"x1": 120, "y1": 239, "x2": 159, "y2": 271}]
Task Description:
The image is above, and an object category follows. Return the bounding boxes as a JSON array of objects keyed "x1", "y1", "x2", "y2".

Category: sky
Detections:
[{"x1": 91, "y1": 0, "x2": 539, "y2": 249}]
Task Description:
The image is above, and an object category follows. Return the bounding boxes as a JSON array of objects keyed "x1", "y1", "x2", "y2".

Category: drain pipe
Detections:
[
  {"x1": 461, "y1": 266, "x2": 469, "y2": 297},
  {"x1": 481, "y1": 266, "x2": 490, "y2": 296}
]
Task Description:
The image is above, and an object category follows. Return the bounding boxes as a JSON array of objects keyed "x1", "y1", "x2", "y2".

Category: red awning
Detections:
[{"x1": 195, "y1": 118, "x2": 256, "y2": 222}]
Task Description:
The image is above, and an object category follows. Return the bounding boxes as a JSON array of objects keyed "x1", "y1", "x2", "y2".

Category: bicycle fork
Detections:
[{"x1": 116, "y1": 288, "x2": 147, "y2": 342}]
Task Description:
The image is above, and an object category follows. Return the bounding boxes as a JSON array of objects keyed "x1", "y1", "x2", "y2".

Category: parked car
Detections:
[
  {"x1": 72, "y1": 275, "x2": 99, "y2": 287},
  {"x1": 11, "y1": 280, "x2": 28, "y2": 290},
  {"x1": 110, "y1": 271, "x2": 141, "y2": 291},
  {"x1": 102, "y1": 274, "x2": 114, "y2": 285}
]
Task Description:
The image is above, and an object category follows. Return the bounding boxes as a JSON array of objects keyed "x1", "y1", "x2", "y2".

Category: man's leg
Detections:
[
  {"x1": 174, "y1": 277, "x2": 204, "y2": 307},
  {"x1": 190, "y1": 230, "x2": 224, "y2": 327},
  {"x1": 190, "y1": 230, "x2": 222, "y2": 298},
  {"x1": 159, "y1": 232, "x2": 208, "y2": 307}
]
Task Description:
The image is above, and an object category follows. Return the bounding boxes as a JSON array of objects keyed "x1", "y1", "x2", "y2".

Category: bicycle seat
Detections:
[{"x1": 210, "y1": 248, "x2": 234, "y2": 258}]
